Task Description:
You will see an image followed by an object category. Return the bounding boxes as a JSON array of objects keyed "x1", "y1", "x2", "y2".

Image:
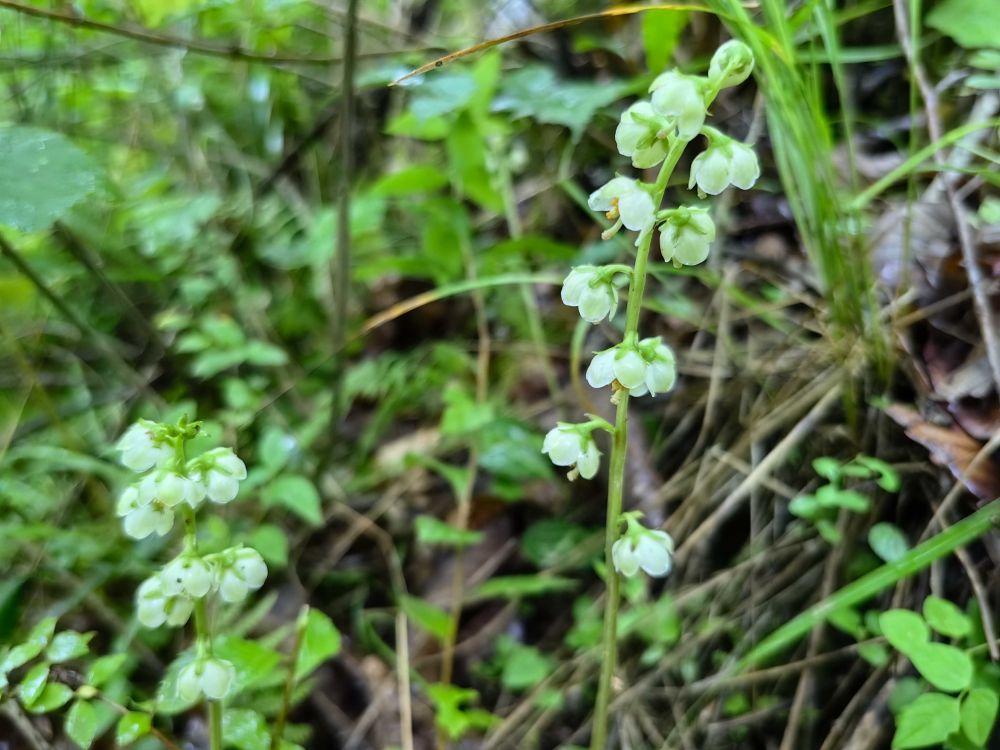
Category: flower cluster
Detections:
[
  {"x1": 543, "y1": 40, "x2": 757, "y2": 578},
  {"x1": 114, "y1": 418, "x2": 266, "y2": 703},
  {"x1": 115, "y1": 423, "x2": 246, "y2": 540}
]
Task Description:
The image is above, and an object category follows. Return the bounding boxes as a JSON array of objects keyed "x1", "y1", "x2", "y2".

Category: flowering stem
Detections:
[
  {"x1": 181, "y1": 504, "x2": 223, "y2": 750},
  {"x1": 590, "y1": 142, "x2": 684, "y2": 750}
]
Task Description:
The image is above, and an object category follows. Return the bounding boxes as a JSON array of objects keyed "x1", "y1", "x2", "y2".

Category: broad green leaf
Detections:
[
  {"x1": 1, "y1": 616, "x2": 57, "y2": 672},
  {"x1": 0, "y1": 126, "x2": 96, "y2": 231},
  {"x1": 19, "y1": 662, "x2": 50, "y2": 705},
  {"x1": 858, "y1": 642, "x2": 890, "y2": 667},
  {"x1": 471, "y1": 575, "x2": 577, "y2": 600},
  {"x1": 641, "y1": 9, "x2": 689, "y2": 72},
  {"x1": 247, "y1": 524, "x2": 289, "y2": 567},
  {"x1": 65, "y1": 700, "x2": 98, "y2": 749},
  {"x1": 500, "y1": 644, "x2": 552, "y2": 692},
  {"x1": 893, "y1": 692, "x2": 960, "y2": 749},
  {"x1": 399, "y1": 595, "x2": 451, "y2": 641},
  {"x1": 223, "y1": 708, "x2": 270, "y2": 750},
  {"x1": 215, "y1": 636, "x2": 283, "y2": 691},
  {"x1": 408, "y1": 72, "x2": 477, "y2": 120},
  {"x1": 889, "y1": 677, "x2": 924, "y2": 715},
  {"x1": 880, "y1": 609, "x2": 929, "y2": 657},
  {"x1": 294, "y1": 609, "x2": 341, "y2": 681},
  {"x1": 492, "y1": 66, "x2": 629, "y2": 139},
  {"x1": 414, "y1": 515, "x2": 484, "y2": 549},
  {"x1": 86, "y1": 654, "x2": 127, "y2": 687},
  {"x1": 869, "y1": 523, "x2": 910, "y2": 563},
  {"x1": 261, "y1": 475, "x2": 323, "y2": 526},
  {"x1": 927, "y1": 0, "x2": 1000, "y2": 49},
  {"x1": 910, "y1": 642, "x2": 973, "y2": 693},
  {"x1": 372, "y1": 165, "x2": 449, "y2": 196},
  {"x1": 922, "y1": 596, "x2": 971, "y2": 639},
  {"x1": 789, "y1": 494, "x2": 819, "y2": 519},
  {"x1": 478, "y1": 420, "x2": 552, "y2": 483},
  {"x1": 25, "y1": 682, "x2": 73, "y2": 713},
  {"x1": 960, "y1": 688, "x2": 999, "y2": 745},
  {"x1": 426, "y1": 683, "x2": 498, "y2": 740},
  {"x1": 45, "y1": 631, "x2": 93, "y2": 663},
  {"x1": 115, "y1": 712, "x2": 151, "y2": 745}
]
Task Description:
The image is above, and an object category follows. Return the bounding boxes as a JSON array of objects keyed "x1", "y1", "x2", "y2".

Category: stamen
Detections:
[{"x1": 601, "y1": 218, "x2": 623, "y2": 240}]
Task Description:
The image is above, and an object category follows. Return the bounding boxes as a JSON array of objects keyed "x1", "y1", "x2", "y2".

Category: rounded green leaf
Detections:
[
  {"x1": 65, "y1": 699, "x2": 98, "y2": 749},
  {"x1": 960, "y1": 688, "x2": 998, "y2": 746},
  {"x1": 893, "y1": 692, "x2": 960, "y2": 749},
  {"x1": 25, "y1": 682, "x2": 73, "y2": 713},
  {"x1": 869, "y1": 523, "x2": 910, "y2": 563},
  {"x1": 18, "y1": 662, "x2": 49, "y2": 705},
  {"x1": 922, "y1": 596, "x2": 971, "y2": 639},
  {"x1": 0, "y1": 126, "x2": 97, "y2": 232},
  {"x1": 45, "y1": 631, "x2": 93, "y2": 663},
  {"x1": 85, "y1": 654, "x2": 127, "y2": 688},
  {"x1": 261, "y1": 475, "x2": 322, "y2": 526},
  {"x1": 880, "y1": 609, "x2": 929, "y2": 657},
  {"x1": 910, "y1": 642, "x2": 973, "y2": 693},
  {"x1": 115, "y1": 712, "x2": 151, "y2": 745}
]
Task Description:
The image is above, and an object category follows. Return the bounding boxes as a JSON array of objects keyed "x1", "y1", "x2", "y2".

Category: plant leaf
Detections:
[
  {"x1": 893, "y1": 692, "x2": 960, "y2": 749},
  {"x1": 960, "y1": 688, "x2": 999, "y2": 746}
]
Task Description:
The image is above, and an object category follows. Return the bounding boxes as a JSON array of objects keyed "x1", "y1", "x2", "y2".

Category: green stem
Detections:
[
  {"x1": 181, "y1": 505, "x2": 223, "y2": 750},
  {"x1": 590, "y1": 142, "x2": 684, "y2": 750}
]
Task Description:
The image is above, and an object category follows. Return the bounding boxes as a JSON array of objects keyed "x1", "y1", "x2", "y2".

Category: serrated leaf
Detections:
[
  {"x1": 261, "y1": 475, "x2": 323, "y2": 526},
  {"x1": 414, "y1": 515, "x2": 484, "y2": 549},
  {"x1": 910, "y1": 642, "x2": 973, "y2": 693},
  {"x1": 45, "y1": 631, "x2": 93, "y2": 663},
  {"x1": 922, "y1": 596, "x2": 971, "y2": 639},
  {"x1": 880, "y1": 609, "x2": 929, "y2": 657},
  {"x1": 893, "y1": 692, "x2": 960, "y2": 748},
  {"x1": 294, "y1": 609, "x2": 341, "y2": 681},
  {"x1": 960, "y1": 688, "x2": 999, "y2": 745},
  {"x1": 869, "y1": 523, "x2": 910, "y2": 562},
  {"x1": 115, "y1": 712, "x2": 151, "y2": 745},
  {"x1": 85, "y1": 653, "x2": 127, "y2": 687},
  {"x1": 65, "y1": 700, "x2": 98, "y2": 749},
  {"x1": 399, "y1": 595, "x2": 451, "y2": 641},
  {"x1": 0, "y1": 126, "x2": 97, "y2": 231}
]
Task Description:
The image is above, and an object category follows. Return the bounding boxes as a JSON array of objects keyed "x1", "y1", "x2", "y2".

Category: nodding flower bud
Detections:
[
  {"x1": 189, "y1": 447, "x2": 248, "y2": 504},
  {"x1": 115, "y1": 420, "x2": 173, "y2": 473},
  {"x1": 160, "y1": 554, "x2": 216, "y2": 599},
  {"x1": 615, "y1": 101, "x2": 671, "y2": 168},
  {"x1": 136, "y1": 576, "x2": 194, "y2": 629},
  {"x1": 117, "y1": 485, "x2": 175, "y2": 539},
  {"x1": 658, "y1": 207, "x2": 716, "y2": 267},
  {"x1": 709, "y1": 40, "x2": 755, "y2": 89},
  {"x1": 649, "y1": 70, "x2": 707, "y2": 142},
  {"x1": 561, "y1": 266, "x2": 626, "y2": 324},
  {"x1": 586, "y1": 338, "x2": 676, "y2": 398},
  {"x1": 588, "y1": 177, "x2": 656, "y2": 241},
  {"x1": 211, "y1": 547, "x2": 268, "y2": 603},
  {"x1": 542, "y1": 424, "x2": 601, "y2": 480},
  {"x1": 177, "y1": 657, "x2": 236, "y2": 702},
  {"x1": 612, "y1": 514, "x2": 675, "y2": 578},
  {"x1": 689, "y1": 130, "x2": 760, "y2": 196}
]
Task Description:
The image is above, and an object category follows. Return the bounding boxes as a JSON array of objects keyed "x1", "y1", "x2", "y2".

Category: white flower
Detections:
[
  {"x1": 541, "y1": 425, "x2": 601, "y2": 480},
  {"x1": 117, "y1": 485, "x2": 174, "y2": 539},
  {"x1": 115, "y1": 420, "x2": 172, "y2": 473},
  {"x1": 136, "y1": 576, "x2": 194, "y2": 629},
  {"x1": 612, "y1": 528, "x2": 674, "y2": 577},
  {"x1": 191, "y1": 448, "x2": 247, "y2": 504},
  {"x1": 561, "y1": 266, "x2": 621, "y2": 323},
  {"x1": 659, "y1": 208, "x2": 716, "y2": 266},
  {"x1": 615, "y1": 101, "x2": 670, "y2": 168},
  {"x1": 689, "y1": 136, "x2": 760, "y2": 195},
  {"x1": 709, "y1": 40, "x2": 755, "y2": 89},
  {"x1": 635, "y1": 338, "x2": 677, "y2": 397},
  {"x1": 649, "y1": 71, "x2": 706, "y2": 141},
  {"x1": 177, "y1": 657, "x2": 235, "y2": 702},
  {"x1": 586, "y1": 345, "x2": 648, "y2": 391},
  {"x1": 588, "y1": 177, "x2": 655, "y2": 234},
  {"x1": 215, "y1": 548, "x2": 268, "y2": 603},
  {"x1": 160, "y1": 555, "x2": 216, "y2": 599},
  {"x1": 139, "y1": 470, "x2": 206, "y2": 509}
]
